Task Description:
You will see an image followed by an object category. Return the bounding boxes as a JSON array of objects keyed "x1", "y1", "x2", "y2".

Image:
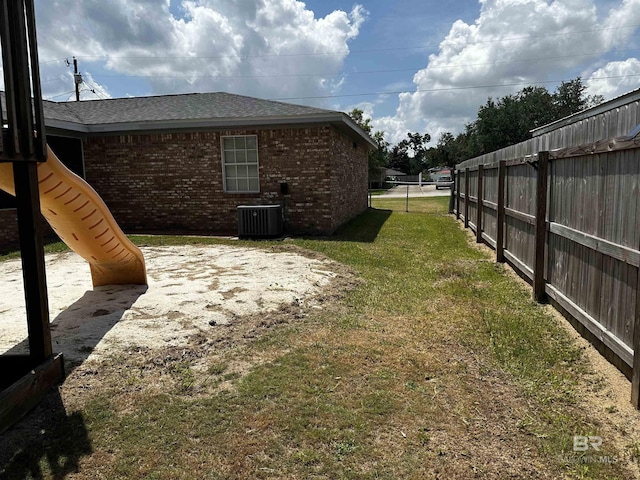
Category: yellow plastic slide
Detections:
[{"x1": 0, "y1": 146, "x2": 147, "y2": 287}]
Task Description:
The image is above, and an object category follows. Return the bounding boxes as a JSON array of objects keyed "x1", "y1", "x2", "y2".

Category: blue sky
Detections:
[{"x1": 25, "y1": 0, "x2": 640, "y2": 144}]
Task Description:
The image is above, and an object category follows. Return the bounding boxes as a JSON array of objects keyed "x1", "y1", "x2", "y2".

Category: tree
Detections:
[
  {"x1": 518, "y1": 86, "x2": 557, "y2": 129},
  {"x1": 434, "y1": 132, "x2": 456, "y2": 168},
  {"x1": 395, "y1": 132, "x2": 431, "y2": 174},
  {"x1": 475, "y1": 96, "x2": 516, "y2": 153},
  {"x1": 348, "y1": 108, "x2": 373, "y2": 135},
  {"x1": 387, "y1": 142, "x2": 411, "y2": 174},
  {"x1": 453, "y1": 125, "x2": 483, "y2": 162},
  {"x1": 369, "y1": 130, "x2": 389, "y2": 171},
  {"x1": 474, "y1": 86, "x2": 557, "y2": 154},
  {"x1": 553, "y1": 77, "x2": 604, "y2": 119},
  {"x1": 348, "y1": 108, "x2": 389, "y2": 183},
  {"x1": 471, "y1": 77, "x2": 604, "y2": 156}
]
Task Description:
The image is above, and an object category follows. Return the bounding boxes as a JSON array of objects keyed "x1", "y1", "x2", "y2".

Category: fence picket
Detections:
[{"x1": 454, "y1": 119, "x2": 640, "y2": 408}]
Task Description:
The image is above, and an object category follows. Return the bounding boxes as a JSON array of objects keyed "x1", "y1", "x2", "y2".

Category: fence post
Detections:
[
  {"x1": 633, "y1": 306, "x2": 640, "y2": 408},
  {"x1": 533, "y1": 151, "x2": 549, "y2": 303},
  {"x1": 496, "y1": 160, "x2": 506, "y2": 262},
  {"x1": 633, "y1": 241, "x2": 640, "y2": 407},
  {"x1": 635, "y1": 153, "x2": 640, "y2": 407},
  {"x1": 476, "y1": 164, "x2": 484, "y2": 243},
  {"x1": 449, "y1": 169, "x2": 455, "y2": 214},
  {"x1": 464, "y1": 168, "x2": 470, "y2": 228},
  {"x1": 455, "y1": 168, "x2": 461, "y2": 220}
]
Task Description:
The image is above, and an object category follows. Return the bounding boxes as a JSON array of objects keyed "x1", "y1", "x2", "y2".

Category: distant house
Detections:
[
  {"x1": 367, "y1": 167, "x2": 406, "y2": 188},
  {"x1": 385, "y1": 168, "x2": 406, "y2": 178},
  {"x1": 0, "y1": 92, "x2": 376, "y2": 245}
]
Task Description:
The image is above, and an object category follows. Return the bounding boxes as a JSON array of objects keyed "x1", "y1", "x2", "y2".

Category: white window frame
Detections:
[{"x1": 221, "y1": 135, "x2": 260, "y2": 193}]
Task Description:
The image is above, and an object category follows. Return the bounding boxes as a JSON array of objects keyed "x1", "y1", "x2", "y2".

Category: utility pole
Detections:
[{"x1": 73, "y1": 56, "x2": 82, "y2": 101}]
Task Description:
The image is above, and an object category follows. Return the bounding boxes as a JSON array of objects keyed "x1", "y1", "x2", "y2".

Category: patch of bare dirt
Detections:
[
  {"x1": 60, "y1": 261, "x2": 359, "y2": 412},
  {"x1": 0, "y1": 245, "x2": 347, "y2": 363},
  {"x1": 0, "y1": 244, "x2": 360, "y2": 471}
]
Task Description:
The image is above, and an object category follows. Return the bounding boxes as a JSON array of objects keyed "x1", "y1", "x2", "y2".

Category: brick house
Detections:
[{"x1": 0, "y1": 92, "x2": 375, "y2": 245}]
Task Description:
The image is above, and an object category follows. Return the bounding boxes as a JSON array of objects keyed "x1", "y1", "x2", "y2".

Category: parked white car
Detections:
[{"x1": 435, "y1": 175, "x2": 453, "y2": 190}]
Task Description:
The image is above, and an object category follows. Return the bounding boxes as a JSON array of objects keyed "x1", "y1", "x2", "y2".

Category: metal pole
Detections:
[
  {"x1": 406, "y1": 184, "x2": 409, "y2": 212},
  {"x1": 73, "y1": 56, "x2": 80, "y2": 101}
]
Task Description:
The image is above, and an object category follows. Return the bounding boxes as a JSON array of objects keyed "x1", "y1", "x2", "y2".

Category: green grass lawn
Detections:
[{"x1": 1, "y1": 197, "x2": 633, "y2": 479}]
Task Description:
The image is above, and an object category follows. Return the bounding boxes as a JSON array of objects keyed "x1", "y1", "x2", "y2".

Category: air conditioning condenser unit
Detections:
[{"x1": 237, "y1": 204, "x2": 283, "y2": 238}]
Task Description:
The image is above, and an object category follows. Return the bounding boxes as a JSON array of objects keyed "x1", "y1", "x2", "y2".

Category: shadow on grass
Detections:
[
  {"x1": 0, "y1": 284, "x2": 147, "y2": 476},
  {"x1": 0, "y1": 389, "x2": 92, "y2": 479},
  {"x1": 324, "y1": 208, "x2": 392, "y2": 243}
]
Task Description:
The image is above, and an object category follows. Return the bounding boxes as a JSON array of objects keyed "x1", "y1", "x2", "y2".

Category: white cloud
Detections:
[
  {"x1": 372, "y1": 0, "x2": 640, "y2": 145},
  {"x1": 600, "y1": 0, "x2": 640, "y2": 47},
  {"x1": 33, "y1": 0, "x2": 366, "y2": 102},
  {"x1": 77, "y1": 71, "x2": 113, "y2": 101},
  {"x1": 36, "y1": 67, "x2": 112, "y2": 102},
  {"x1": 587, "y1": 58, "x2": 640, "y2": 98},
  {"x1": 19, "y1": 0, "x2": 640, "y2": 147}
]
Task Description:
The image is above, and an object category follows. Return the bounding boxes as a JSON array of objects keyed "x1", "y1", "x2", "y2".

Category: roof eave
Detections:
[
  {"x1": 337, "y1": 113, "x2": 378, "y2": 149},
  {"x1": 49, "y1": 112, "x2": 378, "y2": 148},
  {"x1": 45, "y1": 118, "x2": 89, "y2": 133},
  {"x1": 84, "y1": 114, "x2": 339, "y2": 132}
]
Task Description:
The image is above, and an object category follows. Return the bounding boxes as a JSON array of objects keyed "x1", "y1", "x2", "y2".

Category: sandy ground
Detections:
[{"x1": 0, "y1": 245, "x2": 338, "y2": 365}]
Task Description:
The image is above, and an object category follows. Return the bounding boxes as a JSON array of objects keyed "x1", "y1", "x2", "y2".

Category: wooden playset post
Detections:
[{"x1": 0, "y1": 0, "x2": 65, "y2": 435}]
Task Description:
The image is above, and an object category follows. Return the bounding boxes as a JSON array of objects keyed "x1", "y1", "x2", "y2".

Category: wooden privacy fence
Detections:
[{"x1": 454, "y1": 133, "x2": 640, "y2": 407}]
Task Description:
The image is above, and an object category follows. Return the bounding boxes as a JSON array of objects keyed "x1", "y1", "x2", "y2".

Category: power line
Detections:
[
  {"x1": 39, "y1": 57, "x2": 68, "y2": 65},
  {"x1": 269, "y1": 74, "x2": 640, "y2": 101},
  {"x1": 42, "y1": 73, "x2": 640, "y2": 103},
  {"x1": 44, "y1": 90, "x2": 76, "y2": 100},
  {"x1": 41, "y1": 72, "x2": 640, "y2": 104},
  {"x1": 72, "y1": 47, "x2": 640, "y2": 82},
  {"x1": 81, "y1": 80, "x2": 108, "y2": 99}
]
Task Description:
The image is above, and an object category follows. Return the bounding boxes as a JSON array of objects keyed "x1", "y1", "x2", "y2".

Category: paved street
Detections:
[{"x1": 377, "y1": 184, "x2": 452, "y2": 198}]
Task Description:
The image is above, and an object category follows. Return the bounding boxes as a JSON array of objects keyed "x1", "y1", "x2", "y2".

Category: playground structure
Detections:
[
  {"x1": 0, "y1": 147, "x2": 147, "y2": 287},
  {"x1": 0, "y1": 0, "x2": 145, "y2": 433}
]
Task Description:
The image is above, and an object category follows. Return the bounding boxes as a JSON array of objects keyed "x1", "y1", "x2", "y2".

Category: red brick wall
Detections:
[
  {"x1": 329, "y1": 129, "x2": 369, "y2": 231},
  {"x1": 81, "y1": 125, "x2": 368, "y2": 236},
  {"x1": 0, "y1": 209, "x2": 56, "y2": 250},
  {"x1": 0, "y1": 210, "x2": 19, "y2": 248}
]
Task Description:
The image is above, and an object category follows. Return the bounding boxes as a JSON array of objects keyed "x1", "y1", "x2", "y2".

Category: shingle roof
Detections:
[
  {"x1": 1, "y1": 91, "x2": 376, "y2": 148},
  {"x1": 54, "y1": 92, "x2": 338, "y2": 125},
  {"x1": 1, "y1": 91, "x2": 84, "y2": 124},
  {"x1": 43, "y1": 100, "x2": 85, "y2": 124}
]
